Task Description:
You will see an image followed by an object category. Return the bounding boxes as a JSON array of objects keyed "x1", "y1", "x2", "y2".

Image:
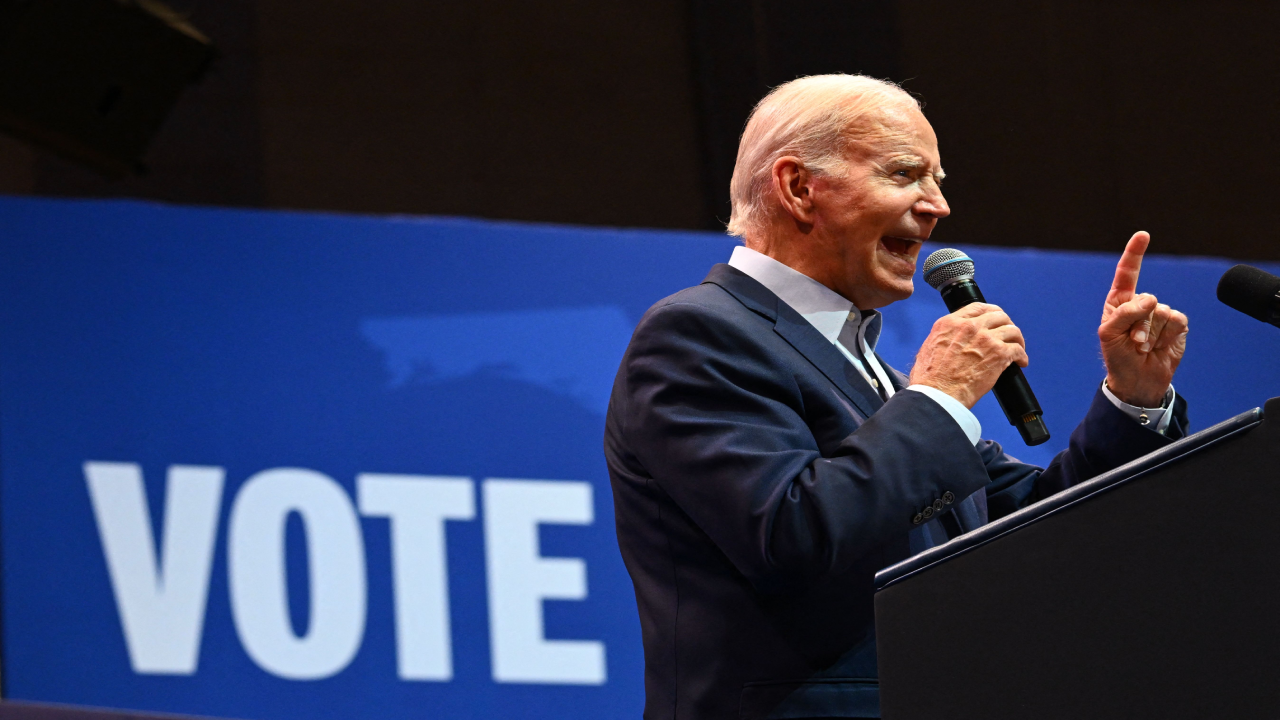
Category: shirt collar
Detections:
[{"x1": 728, "y1": 246, "x2": 882, "y2": 352}]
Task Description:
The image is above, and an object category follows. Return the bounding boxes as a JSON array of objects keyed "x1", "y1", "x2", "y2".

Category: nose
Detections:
[{"x1": 916, "y1": 182, "x2": 950, "y2": 220}]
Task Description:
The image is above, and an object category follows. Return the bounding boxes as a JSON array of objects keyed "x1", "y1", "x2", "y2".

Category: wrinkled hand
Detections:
[
  {"x1": 1099, "y1": 231, "x2": 1188, "y2": 407},
  {"x1": 910, "y1": 302, "x2": 1029, "y2": 409}
]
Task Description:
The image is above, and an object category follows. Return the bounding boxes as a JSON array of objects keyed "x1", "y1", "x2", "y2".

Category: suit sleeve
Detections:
[
  {"x1": 983, "y1": 385, "x2": 1190, "y2": 519},
  {"x1": 621, "y1": 300, "x2": 991, "y2": 592}
]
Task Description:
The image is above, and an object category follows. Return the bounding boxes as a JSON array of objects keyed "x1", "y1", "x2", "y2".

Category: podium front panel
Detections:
[{"x1": 875, "y1": 403, "x2": 1280, "y2": 719}]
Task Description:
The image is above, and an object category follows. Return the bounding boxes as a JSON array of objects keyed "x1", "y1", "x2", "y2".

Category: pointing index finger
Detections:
[{"x1": 1109, "y1": 231, "x2": 1151, "y2": 305}]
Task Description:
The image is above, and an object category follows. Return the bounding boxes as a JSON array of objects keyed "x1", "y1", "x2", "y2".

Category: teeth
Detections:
[{"x1": 881, "y1": 237, "x2": 918, "y2": 259}]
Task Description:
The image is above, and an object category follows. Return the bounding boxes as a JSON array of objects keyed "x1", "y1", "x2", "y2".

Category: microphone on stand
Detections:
[
  {"x1": 923, "y1": 248, "x2": 1051, "y2": 446},
  {"x1": 1217, "y1": 264, "x2": 1280, "y2": 328}
]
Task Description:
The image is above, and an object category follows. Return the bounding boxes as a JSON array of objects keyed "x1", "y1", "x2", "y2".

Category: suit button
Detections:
[
  {"x1": 912, "y1": 513, "x2": 924, "y2": 525},
  {"x1": 942, "y1": 491, "x2": 955, "y2": 504},
  {"x1": 922, "y1": 506, "x2": 934, "y2": 519},
  {"x1": 932, "y1": 499, "x2": 945, "y2": 512}
]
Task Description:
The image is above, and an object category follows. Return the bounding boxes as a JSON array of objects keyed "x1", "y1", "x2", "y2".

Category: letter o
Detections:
[{"x1": 228, "y1": 468, "x2": 366, "y2": 679}]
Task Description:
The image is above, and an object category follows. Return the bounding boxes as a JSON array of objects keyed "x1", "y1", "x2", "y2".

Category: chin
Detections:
[{"x1": 863, "y1": 278, "x2": 914, "y2": 309}]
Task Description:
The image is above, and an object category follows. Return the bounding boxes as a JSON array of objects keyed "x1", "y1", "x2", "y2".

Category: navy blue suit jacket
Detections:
[{"x1": 604, "y1": 264, "x2": 1187, "y2": 720}]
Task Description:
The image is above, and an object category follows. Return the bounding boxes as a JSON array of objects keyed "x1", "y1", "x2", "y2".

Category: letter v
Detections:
[{"x1": 85, "y1": 462, "x2": 224, "y2": 674}]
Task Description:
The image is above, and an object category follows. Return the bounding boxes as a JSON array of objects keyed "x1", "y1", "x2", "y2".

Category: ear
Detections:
[{"x1": 771, "y1": 156, "x2": 818, "y2": 226}]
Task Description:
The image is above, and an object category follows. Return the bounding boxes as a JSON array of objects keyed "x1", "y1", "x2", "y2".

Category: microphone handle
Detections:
[{"x1": 939, "y1": 280, "x2": 1051, "y2": 446}]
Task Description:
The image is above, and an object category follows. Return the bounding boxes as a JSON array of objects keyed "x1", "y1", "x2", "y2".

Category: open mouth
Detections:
[{"x1": 880, "y1": 236, "x2": 923, "y2": 259}]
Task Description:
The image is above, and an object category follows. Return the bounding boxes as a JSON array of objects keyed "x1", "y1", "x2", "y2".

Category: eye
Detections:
[{"x1": 895, "y1": 169, "x2": 912, "y2": 178}]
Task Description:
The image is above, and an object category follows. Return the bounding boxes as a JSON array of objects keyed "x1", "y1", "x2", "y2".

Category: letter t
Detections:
[{"x1": 357, "y1": 474, "x2": 475, "y2": 681}]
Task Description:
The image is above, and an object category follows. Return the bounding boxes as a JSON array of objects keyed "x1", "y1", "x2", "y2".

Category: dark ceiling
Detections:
[{"x1": 0, "y1": 0, "x2": 1275, "y2": 259}]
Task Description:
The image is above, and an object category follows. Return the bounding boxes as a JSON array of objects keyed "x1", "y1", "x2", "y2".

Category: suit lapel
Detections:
[
  {"x1": 773, "y1": 310, "x2": 884, "y2": 418},
  {"x1": 702, "y1": 264, "x2": 884, "y2": 419}
]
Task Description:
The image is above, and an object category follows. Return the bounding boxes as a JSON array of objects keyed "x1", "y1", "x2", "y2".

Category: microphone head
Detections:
[
  {"x1": 1217, "y1": 264, "x2": 1280, "y2": 326},
  {"x1": 923, "y1": 248, "x2": 975, "y2": 290}
]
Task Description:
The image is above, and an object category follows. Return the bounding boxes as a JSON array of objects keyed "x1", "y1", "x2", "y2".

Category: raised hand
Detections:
[
  {"x1": 910, "y1": 302, "x2": 1029, "y2": 409},
  {"x1": 1099, "y1": 231, "x2": 1188, "y2": 407}
]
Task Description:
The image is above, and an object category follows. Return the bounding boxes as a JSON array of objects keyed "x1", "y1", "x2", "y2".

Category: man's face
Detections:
[{"x1": 812, "y1": 106, "x2": 949, "y2": 309}]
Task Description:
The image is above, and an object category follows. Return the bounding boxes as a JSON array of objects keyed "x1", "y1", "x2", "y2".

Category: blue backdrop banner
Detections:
[{"x1": 0, "y1": 196, "x2": 1276, "y2": 719}]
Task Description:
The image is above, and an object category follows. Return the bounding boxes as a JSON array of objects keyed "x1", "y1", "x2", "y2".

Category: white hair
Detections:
[{"x1": 726, "y1": 74, "x2": 920, "y2": 238}]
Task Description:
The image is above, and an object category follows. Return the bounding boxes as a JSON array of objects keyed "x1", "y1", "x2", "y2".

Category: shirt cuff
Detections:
[
  {"x1": 906, "y1": 384, "x2": 982, "y2": 446},
  {"x1": 1101, "y1": 381, "x2": 1176, "y2": 435}
]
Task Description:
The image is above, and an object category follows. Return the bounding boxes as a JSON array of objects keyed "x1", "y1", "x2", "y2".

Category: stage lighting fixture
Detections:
[{"x1": 0, "y1": 0, "x2": 217, "y2": 177}]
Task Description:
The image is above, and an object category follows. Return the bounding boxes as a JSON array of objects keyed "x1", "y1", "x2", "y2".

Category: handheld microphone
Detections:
[
  {"x1": 1217, "y1": 264, "x2": 1280, "y2": 327},
  {"x1": 923, "y1": 248, "x2": 1051, "y2": 446}
]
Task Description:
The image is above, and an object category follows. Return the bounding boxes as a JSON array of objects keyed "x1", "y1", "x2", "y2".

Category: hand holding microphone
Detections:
[
  {"x1": 909, "y1": 302, "x2": 1029, "y2": 408},
  {"x1": 914, "y1": 248, "x2": 1049, "y2": 445}
]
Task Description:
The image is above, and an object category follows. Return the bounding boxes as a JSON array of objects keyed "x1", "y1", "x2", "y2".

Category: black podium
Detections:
[{"x1": 874, "y1": 399, "x2": 1280, "y2": 719}]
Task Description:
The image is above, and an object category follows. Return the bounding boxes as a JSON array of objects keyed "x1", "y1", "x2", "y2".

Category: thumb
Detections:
[{"x1": 1100, "y1": 293, "x2": 1157, "y2": 342}]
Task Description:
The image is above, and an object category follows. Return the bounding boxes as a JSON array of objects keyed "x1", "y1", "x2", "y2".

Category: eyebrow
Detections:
[
  {"x1": 886, "y1": 155, "x2": 945, "y2": 183},
  {"x1": 886, "y1": 155, "x2": 924, "y2": 168}
]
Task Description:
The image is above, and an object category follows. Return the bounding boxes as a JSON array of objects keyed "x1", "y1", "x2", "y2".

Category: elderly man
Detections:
[{"x1": 604, "y1": 74, "x2": 1188, "y2": 720}]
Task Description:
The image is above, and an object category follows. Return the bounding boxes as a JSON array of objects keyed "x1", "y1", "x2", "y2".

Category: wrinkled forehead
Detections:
[{"x1": 843, "y1": 104, "x2": 939, "y2": 160}]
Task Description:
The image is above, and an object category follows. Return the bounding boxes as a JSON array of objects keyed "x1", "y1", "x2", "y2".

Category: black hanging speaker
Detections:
[{"x1": 0, "y1": 0, "x2": 217, "y2": 177}]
